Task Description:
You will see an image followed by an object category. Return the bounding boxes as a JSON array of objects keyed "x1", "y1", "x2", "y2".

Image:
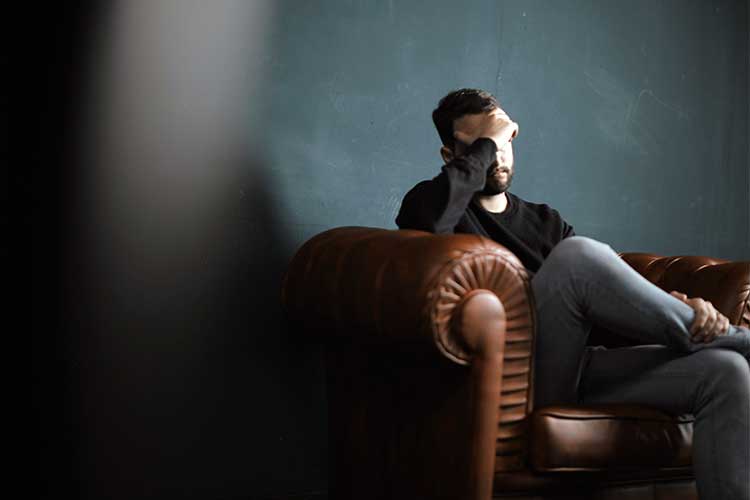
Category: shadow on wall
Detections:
[
  {"x1": 34, "y1": 1, "x2": 329, "y2": 498},
  {"x1": 60, "y1": 152, "x2": 327, "y2": 499}
]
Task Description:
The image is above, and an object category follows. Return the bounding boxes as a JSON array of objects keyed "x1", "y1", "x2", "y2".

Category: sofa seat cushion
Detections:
[{"x1": 529, "y1": 404, "x2": 694, "y2": 472}]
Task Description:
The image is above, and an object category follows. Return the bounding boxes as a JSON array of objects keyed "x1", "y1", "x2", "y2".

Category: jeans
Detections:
[{"x1": 530, "y1": 236, "x2": 750, "y2": 500}]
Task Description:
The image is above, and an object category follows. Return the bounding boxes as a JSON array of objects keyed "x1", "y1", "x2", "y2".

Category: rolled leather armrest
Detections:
[
  {"x1": 281, "y1": 226, "x2": 536, "y2": 365},
  {"x1": 282, "y1": 227, "x2": 538, "y2": 498}
]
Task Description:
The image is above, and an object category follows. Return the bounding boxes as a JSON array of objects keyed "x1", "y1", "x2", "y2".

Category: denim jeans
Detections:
[{"x1": 530, "y1": 236, "x2": 750, "y2": 500}]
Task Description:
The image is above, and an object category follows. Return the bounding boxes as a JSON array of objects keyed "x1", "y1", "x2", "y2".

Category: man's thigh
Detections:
[{"x1": 579, "y1": 345, "x2": 717, "y2": 413}]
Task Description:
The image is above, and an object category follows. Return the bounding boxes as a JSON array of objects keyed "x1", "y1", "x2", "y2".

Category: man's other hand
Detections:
[{"x1": 669, "y1": 291, "x2": 730, "y2": 343}]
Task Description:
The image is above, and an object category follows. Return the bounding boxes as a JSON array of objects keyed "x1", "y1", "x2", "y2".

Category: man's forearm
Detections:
[{"x1": 395, "y1": 138, "x2": 497, "y2": 233}]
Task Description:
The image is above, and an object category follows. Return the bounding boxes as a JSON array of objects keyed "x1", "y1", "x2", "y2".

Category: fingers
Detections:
[
  {"x1": 490, "y1": 120, "x2": 519, "y2": 146},
  {"x1": 706, "y1": 315, "x2": 730, "y2": 343},
  {"x1": 511, "y1": 122, "x2": 519, "y2": 139},
  {"x1": 453, "y1": 110, "x2": 519, "y2": 150},
  {"x1": 670, "y1": 291, "x2": 688, "y2": 302},
  {"x1": 453, "y1": 130, "x2": 472, "y2": 146},
  {"x1": 690, "y1": 299, "x2": 708, "y2": 339},
  {"x1": 696, "y1": 305, "x2": 718, "y2": 343},
  {"x1": 719, "y1": 315, "x2": 730, "y2": 335},
  {"x1": 489, "y1": 108, "x2": 510, "y2": 120},
  {"x1": 688, "y1": 298, "x2": 726, "y2": 343},
  {"x1": 505, "y1": 121, "x2": 519, "y2": 140},
  {"x1": 703, "y1": 313, "x2": 730, "y2": 343},
  {"x1": 688, "y1": 298, "x2": 709, "y2": 338},
  {"x1": 671, "y1": 293, "x2": 730, "y2": 344}
]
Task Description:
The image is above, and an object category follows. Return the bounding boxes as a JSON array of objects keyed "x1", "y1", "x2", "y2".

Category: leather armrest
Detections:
[
  {"x1": 281, "y1": 226, "x2": 535, "y2": 365},
  {"x1": 282, "y1": 227, "x2": 538, "y2": 497}
]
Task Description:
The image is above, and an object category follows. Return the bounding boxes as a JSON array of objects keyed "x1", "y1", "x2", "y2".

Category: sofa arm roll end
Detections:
[{"x1": 282, "y1": 226, "x2": 537, "y2": 365}]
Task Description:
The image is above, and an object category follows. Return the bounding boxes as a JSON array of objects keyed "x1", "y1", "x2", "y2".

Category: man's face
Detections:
[{"x1": 452, "y1": 110, "x2": 515, "y2": 196}]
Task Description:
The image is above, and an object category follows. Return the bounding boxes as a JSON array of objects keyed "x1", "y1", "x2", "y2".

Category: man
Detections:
[{"x1": 396, "y1": 88, "x2": 750, "y2": 500}]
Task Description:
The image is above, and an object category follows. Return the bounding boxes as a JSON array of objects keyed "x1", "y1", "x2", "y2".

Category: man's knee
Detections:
[
  {"x1": 699, "y1": 349, "x2": 750, "y2": 400},
  {"x1": 533, "y1": 236, "x2": 623, "y2": 299},
  {"x1": 547, "y1": 236, "x2": 615, "y2": 267}
]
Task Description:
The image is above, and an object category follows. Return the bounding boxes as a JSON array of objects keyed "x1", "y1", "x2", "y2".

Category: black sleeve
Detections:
[{"x1": 395, "y1": 138, "x2": 497, "y2": 233}]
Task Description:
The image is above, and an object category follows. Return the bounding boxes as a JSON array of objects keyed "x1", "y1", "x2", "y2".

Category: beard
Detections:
[{"x1": 481, "y1": 167, "x2": 514, "y2": 196}]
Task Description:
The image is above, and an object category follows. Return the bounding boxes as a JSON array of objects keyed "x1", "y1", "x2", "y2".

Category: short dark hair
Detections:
[{"x1": 432, "y1": 88, "x2": 499, "y2": 150}]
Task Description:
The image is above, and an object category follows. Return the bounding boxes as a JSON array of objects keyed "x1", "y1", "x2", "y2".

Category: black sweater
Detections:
[{"x1": 395, "y1": 138, "x2": 575, "y2": 273}]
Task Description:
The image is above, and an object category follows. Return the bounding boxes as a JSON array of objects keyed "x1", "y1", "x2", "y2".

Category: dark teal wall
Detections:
[
  {"x1": 35, "y1": 1, "x2": 748, "y2": 500},
  {"x1": 264, "y1": 0, "x2": 748, "y2": 260}
]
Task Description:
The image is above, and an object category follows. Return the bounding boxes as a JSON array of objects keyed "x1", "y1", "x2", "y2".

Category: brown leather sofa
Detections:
[{"x1": 281, "y1": 227, "x2": 750, "y2": 500}]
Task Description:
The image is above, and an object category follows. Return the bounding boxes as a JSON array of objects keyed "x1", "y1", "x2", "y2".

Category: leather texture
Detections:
[
  {"x1": 281, "y1": 227, "x2": 749, "y2": 499},
  {"x1": 618, "y1": 253, "x2": 750, "y2": 328},
  {"x1": 530, "y1": 405, "x2": 693, "y2": 472}
]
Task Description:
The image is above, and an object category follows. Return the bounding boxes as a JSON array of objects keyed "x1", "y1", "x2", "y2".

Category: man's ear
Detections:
[{"x1": 440, "y1": 145, "x2": 454, "y2": 164}]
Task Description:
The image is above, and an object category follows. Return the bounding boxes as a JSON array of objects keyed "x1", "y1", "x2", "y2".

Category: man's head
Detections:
[{"x1": 432, "y1": 88, "x2": 515, "y2": 196}]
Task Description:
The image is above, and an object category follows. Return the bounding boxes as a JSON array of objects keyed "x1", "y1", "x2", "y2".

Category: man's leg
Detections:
[
  {"x1": 530, "y1": 236, "x2": 750, "y2": 407},
  {"x1": 580, "y1": 345, "x2": 750, "y2": 500}
]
